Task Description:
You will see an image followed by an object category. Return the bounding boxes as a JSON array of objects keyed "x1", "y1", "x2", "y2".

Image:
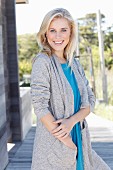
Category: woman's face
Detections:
[{"x1": 46, "y1": 17, "x2": 71, "y2": 57}]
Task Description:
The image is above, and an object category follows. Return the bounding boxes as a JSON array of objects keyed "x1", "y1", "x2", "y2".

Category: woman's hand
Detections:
[
  {"x1": 51, "y1": 117, "x2": 74, "y2": 139},
  {"x1": 63, "y1": 139, "x2": 77, "y2": 151}
]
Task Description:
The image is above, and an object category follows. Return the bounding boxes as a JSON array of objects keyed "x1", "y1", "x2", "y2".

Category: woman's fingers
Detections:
[
  {"x1": 51, "y1": 126, "x2": 69, "y2": 138},
  {"x1": 53, "y1": 119, "x2": 63, "y2": 123},
  {"x1": 56, "y1": 132, "x2": 68, "y2": 138},
  {"x1": 51, "y1": 126, "x2": 61, "y2": 134},
  {"x1": 52, "y1": 124, "x2": 65, "y2": 133},
  {"x1": 52, "y1": 128, "x2": 66, "y2": 136},
  {"x1": 61, "y1": 132, "x2": 69, "y2": 139}
]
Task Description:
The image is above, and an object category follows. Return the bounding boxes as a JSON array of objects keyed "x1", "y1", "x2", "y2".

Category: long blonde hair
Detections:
[{"x1": 37, "y1": 8, "x2": 76, "y2": 66}]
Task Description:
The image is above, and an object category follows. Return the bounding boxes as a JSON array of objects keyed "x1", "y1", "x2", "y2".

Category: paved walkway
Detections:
[{"x1": 5, "y1": 113, "x2": 113, "y2": 170}]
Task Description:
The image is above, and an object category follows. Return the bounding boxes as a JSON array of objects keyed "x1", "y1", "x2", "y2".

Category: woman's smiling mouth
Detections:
[{"x1": 53, "y1": 40, "x2": 64, "y2": 45}]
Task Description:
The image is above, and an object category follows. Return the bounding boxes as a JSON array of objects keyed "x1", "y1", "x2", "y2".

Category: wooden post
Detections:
[
  {"x1": 97, "y1": 10, "x2": 108, "y2": 103},
  {"x1": 87, "y1": 46, "x2": 96, "y2": 96},
  {"x1": 0, "y1": 1, "x2": 8, "y2": 169},
  {"x1": 6, "y1": 0, "x2": 22, "y2": 142}
]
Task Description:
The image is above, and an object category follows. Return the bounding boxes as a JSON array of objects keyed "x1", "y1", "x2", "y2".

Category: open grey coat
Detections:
[{"x1": 30, "y1": 53, "x2": 110, "y2": 170}]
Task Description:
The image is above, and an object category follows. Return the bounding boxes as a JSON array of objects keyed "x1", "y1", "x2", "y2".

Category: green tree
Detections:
[
  {"x1": 104, "y1": 25, "x2": 113, "y2": 53},
  {"x1": 77, "y1": 13, "x2": 113, "y2": 70},
  {"x1": 78, "y1": 13, "x2": 105, "y2": 47},
  {"x1": 17, "y1": 33, "x2": 40, "y2": 60},
  {"x1": 17, "y1": 33, "x2": 40, "y2": 80}
]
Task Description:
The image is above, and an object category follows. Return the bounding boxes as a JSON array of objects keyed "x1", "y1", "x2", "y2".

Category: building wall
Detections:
[
  {"x1": 5, "y1": 0, "x2": 22, "y2": 142},
  {"x1": 0, "y1": 0, "x2": 23, "y2": 168},
  {"x1": 20, "y1": 87, "x2": 32, "y2": 140},
  {"x1": 2, "y1": 0, "x2": 12, "y2": 142},
  {"x1": 0, "y1": 1, "x2": 8, "y2": 169},
  {"x1": 0, "y1": 0, "x2": 32, "y2": 169},
  {"x1": 0, "y1": 0, "x2": 21, "y2": 143}
]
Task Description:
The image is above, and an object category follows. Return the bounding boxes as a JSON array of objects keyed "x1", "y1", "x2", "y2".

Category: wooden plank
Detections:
[
  {"x1": 16, "y1": 0, "x2": 29, "y2": 4},
  {"x1": 87, "y1": 114, "x2": 113, "y2": 169},
  {"x1": 5, "y1": 127, "x2": 35, "y2": 169}
]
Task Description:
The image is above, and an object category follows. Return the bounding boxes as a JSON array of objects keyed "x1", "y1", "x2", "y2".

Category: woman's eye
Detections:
[
  {"x1": 50, "y1": 29, "x2": 55, "y2": 32},
  {"x1": 62, "y1": 29, "x2": 67, "y2": 32}
]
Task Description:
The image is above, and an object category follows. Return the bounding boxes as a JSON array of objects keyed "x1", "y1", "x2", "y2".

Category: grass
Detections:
[{"x1": 94, "y1": 102, "x2": 113, "y2": 121}]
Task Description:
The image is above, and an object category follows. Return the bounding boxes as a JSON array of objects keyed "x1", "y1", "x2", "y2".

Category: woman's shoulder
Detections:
[
  {"x1": 73, "y1": 57, "x2": 83, "y2": 70},
  {"x1": 74, "y1": 57, "x2": 81, "y2": 66},
  {"x1": 31, "y1": 53, "x2": 51, "y2": 75},
  {"x1": 73, "y1": 57, "x2": 86, "y2": 76},
  {"x1": 32, "y1": 52, "x2": 51, "y2": 65}
]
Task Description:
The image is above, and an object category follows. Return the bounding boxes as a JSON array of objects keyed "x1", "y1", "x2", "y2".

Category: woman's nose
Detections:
[{"x1": 55, "y1": 32, "x2": 61, "y2": 38}]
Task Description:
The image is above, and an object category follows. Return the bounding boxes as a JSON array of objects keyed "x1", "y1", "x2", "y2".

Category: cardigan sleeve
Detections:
[
  {"x1": 30, "y1": 54, "x2": 51, "y2": 121},
  {"x1": 75, "y1": 59, "x2": 96, "y2": 113}
]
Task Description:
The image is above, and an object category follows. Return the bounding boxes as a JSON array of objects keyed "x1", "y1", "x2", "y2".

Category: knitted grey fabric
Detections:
[{"x1": 30, "y1": 53, "x2": 110, "y2": 170}]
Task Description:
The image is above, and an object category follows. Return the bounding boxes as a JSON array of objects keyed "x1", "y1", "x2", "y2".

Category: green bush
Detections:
[
  {"x1": 105, "y1": 56, "x2": 113, "y2": 70},
  {"x1": 19, "y1": 60, "x2": 32, "y2": 81}
]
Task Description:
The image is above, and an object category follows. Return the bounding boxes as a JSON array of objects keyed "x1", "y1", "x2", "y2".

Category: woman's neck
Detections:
[
  {"x1": 53, "y1": 52, "x2": 67, "y2": 64},
  {"x1": 56, "y1": 56, "x2": 67, "y2": 64}
]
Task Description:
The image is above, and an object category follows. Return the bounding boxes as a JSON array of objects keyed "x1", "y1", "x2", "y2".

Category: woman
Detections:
[{"x1": 30, "y1": 8, "x2": 111, "y2": 170}]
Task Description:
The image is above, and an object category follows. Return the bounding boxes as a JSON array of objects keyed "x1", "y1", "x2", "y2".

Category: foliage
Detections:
[
  {"x1": 17, "y1": 33, "x2": 40, "y2": 80},
  {"x1": 78, "y1": 13, "x2": 105, "y2": 46},
  {"x1": 91, "y1": 45, "x2": 100, "y2": 68},
  {"x1": 105, "y1": 56, "x2": 113, "y2": 70},
  {"x1": 19, "y1": 59, "x2": 32, "y2": 81},
  {"x1": 78, "y1": 12, "x2": 113, "y2": 71},
  {"x1": 94, "y1": 102, "x2": 113, "y2": 121},
  {"x1": 104, "y1": 25, "x2": 113, "y2": 52},
  {"x1": 18, "y1": 33, "x2": 40, "y2": 60}
]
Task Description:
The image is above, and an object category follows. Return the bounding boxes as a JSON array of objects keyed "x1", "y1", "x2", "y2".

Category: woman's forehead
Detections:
[{"x1": 48, "y1": 17, "x2": 70, "y2": 28}]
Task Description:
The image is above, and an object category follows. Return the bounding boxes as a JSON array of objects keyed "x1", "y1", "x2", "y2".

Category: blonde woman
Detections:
[{"x1": 30, "y1": 8, "x2": 110, "y2": 170}]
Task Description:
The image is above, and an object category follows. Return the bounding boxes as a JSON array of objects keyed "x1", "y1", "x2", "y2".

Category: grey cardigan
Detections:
[{"x1": 30, "y1": 53, "x2": 110, "y2": 170}]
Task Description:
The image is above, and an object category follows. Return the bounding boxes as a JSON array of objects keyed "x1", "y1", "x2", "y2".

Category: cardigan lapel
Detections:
[
  {"x1": 50, "y1": 55, "x2": 74, "y2": 118},
  {"x1": 72, "y1": 58, "x2": 90, "y2": 109}
]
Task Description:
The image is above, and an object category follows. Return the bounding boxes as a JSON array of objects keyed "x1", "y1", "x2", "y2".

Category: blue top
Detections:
[{"x1": 61, "y1": 62, "x2": 84, "y2": 170}]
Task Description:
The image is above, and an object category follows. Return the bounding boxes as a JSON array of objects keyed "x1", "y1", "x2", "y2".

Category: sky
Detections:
[{"x1": 15, "y1": 0, "x2": 113, "y2": 35}]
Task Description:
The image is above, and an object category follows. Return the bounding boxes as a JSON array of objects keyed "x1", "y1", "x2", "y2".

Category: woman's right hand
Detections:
[
  {"x1": 65, "y1": 141, "x2": 77, "y2": 151},
  {"x1": 59, "y1": 136, "x2": 77, "y2": 151}
]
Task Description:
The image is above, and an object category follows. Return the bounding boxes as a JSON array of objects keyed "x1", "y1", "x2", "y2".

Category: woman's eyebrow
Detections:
[
  {"x1": 61, "y1": 28, "x2": 68, "y2": 29},
  {"x1": 49, "y1": 27, "x2": 68, "y2": 29}
]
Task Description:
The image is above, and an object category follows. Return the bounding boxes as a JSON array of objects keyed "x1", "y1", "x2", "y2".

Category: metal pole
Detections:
[{"x1": 97, "y1": 10, "x2": 108, "y2": 103}]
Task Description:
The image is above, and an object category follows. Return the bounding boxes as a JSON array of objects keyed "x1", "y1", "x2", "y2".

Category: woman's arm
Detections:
[
  {"x1": 51, "y1": 106, "x2": 90, "y2": 138},
  {"x1": 69, "y1": 106, "x2": 90, "y2": 127},
  {"x1": 41, "y1": 112, "x2": 77, "y2": 150}
]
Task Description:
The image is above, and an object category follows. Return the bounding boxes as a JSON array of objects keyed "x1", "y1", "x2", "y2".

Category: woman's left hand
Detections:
[{"x1": 51, "y1": 118, "x2": 74, "y2": 139}]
